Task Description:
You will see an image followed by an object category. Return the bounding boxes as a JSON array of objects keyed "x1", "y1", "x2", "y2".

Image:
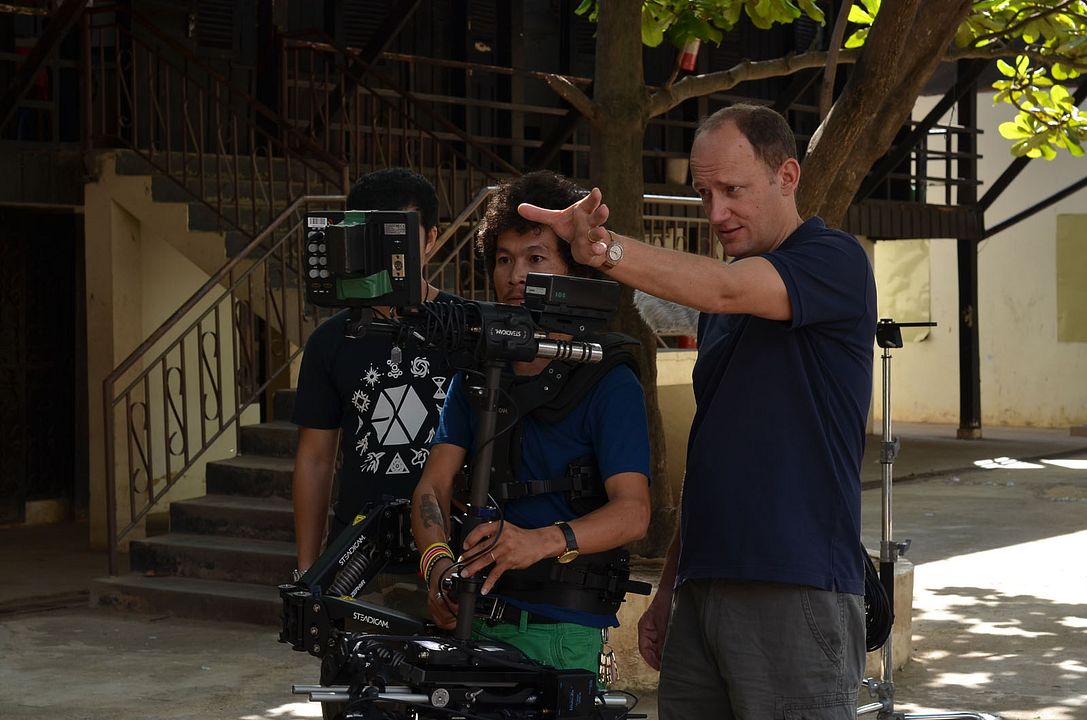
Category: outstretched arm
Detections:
[{"x1": 518, "y1": 189, "x2": 791, "y2": 321}]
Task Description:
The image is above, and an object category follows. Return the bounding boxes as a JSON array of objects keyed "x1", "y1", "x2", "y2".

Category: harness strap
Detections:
[{"x1": 492, "y1": 462, "x2": 599, "y2": 502}]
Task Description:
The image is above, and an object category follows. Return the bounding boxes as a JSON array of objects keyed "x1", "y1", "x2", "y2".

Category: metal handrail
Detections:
[
  {"x1": 84, "y1": 5, "x2": 348, "y2": 242},
  {"x1": 103, "y1": 195, "x2": 344, "y2": 574},
  {"x1": 429, "y1": 185, "x2": 498, "y2": 258},
  {"x1": 280, "y1": 33, "x2": 510, "y2": 224}
]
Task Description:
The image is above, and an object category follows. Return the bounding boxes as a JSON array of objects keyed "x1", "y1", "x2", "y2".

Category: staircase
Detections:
[{"x1": 92, "y1": 390, "x2": 302, "y2": 624}]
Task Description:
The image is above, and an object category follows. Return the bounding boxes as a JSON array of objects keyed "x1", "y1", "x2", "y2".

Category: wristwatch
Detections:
[
  {"x1": 554, "y1": 521, "x2": 580, "y2": 564},
  {"x1": 601, "y1": 230, "x2": 624, "y2": 270}
]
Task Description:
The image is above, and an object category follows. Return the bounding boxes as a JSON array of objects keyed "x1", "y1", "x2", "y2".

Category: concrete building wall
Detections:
[{"x1": 872, "y1": 96, "x2": 1087, "y2": 429}]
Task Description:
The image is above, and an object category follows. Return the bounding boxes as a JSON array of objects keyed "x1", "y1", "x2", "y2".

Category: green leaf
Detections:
[
  {"x1": 848, "y1": 4, "x2": 874, "y2": 24},
  {"x1": 797, "y1": 0, "x2": 825, "y2": 24},
  {"x1": 574, "y1": 0, "x2": 594, "y2": 16},
  {"x1": 996, "y1": 58, "x2": 1016, "y2": 77},
  {"x1": 1051, "y1": 83, "x2": 1072, "y2": 105},
  {"x1": 844, "y1": 27, "x2": 869, "y2": 48},
  {"x1": 641, "y1": 5, "x2": 666, "y2": 47},
  {"x1": 999, "y1": 120, "x2": 1031, "y2": 139}
]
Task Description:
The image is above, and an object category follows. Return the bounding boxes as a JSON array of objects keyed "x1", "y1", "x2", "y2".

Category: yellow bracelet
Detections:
[
  {"x1": 419, "y1": 541, "x2": 454, "y2": 579},
  {"x1": 423, "y1": 550, "x2": 454, "y2": 587}
]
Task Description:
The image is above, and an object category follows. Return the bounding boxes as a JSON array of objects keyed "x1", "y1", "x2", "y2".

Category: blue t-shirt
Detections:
[
  {"x1": 680, "y1": 217, "x2": 876, "y2": 595},
  {"x1": 434, "y1": 363, "x2": 651, "y2": 627}
]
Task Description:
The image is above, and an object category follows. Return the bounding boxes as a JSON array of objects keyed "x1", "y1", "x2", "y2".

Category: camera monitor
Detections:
[{"x1": 303, "y1": 210, "x2": 422, "y2": 308}]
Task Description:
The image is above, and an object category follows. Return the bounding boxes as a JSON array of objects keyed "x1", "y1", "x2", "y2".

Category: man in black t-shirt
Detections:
[{"x1": 291, "y1": 169, "x2": 453, "y2": 584}]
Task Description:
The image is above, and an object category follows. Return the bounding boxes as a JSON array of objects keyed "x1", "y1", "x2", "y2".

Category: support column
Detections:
[{"x1": 955, "y1": 62, "x2": 982, "y2": 439}]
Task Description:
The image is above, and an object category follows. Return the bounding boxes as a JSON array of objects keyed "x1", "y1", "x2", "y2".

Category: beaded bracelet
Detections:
[{"x1": 419, "y1": 542, "x2": 454, "y2": 586}]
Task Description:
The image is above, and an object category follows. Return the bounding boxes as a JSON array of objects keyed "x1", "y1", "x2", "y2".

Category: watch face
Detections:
[
  {"x1": 607, "y1": 243, "x2": 623, "y2": 262},
  {"x1": 558, "y1": 549, "x2": 580, "y2": 564}
]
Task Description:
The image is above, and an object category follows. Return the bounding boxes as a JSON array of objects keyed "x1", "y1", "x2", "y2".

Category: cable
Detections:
[
  {"x1": 607, "y1": 689, "x2": 640, "y2": 719},
  {"x1": 863, "y1": 549, "x2": 893, "y2": 652},
  {"x1": 436, "y1": 492, "x2": 507, "y2": 620}
]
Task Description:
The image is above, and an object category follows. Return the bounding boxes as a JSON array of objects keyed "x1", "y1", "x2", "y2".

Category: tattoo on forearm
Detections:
[{"x1": 420, "y1": 493, "x2": 449, "y2": 535}]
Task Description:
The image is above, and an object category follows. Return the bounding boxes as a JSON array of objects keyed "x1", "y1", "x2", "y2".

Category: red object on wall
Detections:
[
  {"x1": 679, "y1": 39, "x2": 701, "y2": 72},
  {"x1": 676, "y1": 335, "x2": 698, "y2": 349}
]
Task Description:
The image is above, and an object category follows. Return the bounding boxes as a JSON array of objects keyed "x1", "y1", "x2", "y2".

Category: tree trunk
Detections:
[
  {"x1": 799, "y1": 0, "x2": 974, "y2": 224},
  {"x1": 591, "y1": 1, "x2": 675, "y2": 556}
]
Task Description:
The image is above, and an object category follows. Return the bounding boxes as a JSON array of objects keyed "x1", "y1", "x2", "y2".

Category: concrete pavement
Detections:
[{"x1": 1, "y1": 423, "x2": 1085, "y2": 719}]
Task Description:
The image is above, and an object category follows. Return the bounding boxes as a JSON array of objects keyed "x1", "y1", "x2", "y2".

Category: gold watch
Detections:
[{"x1": 554, "y1": 521, "x2": 580, "y2": 564}]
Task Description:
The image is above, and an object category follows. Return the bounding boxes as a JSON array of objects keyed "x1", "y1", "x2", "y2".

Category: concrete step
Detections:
[
  {"x1": 91, "y1": 573, "x2": 280, "y2": 625},
  {"x1": 129, "y1": 532, "x2": 295, "y2": 585},
  {"x1": 239, "y1": 420, "x2": 298, "y2": 458},
  {"x1": 170, "y1": 494, "x2": 299, "y2": 542},
  {"x1": 273, "y1": 388, "x2": 297, "y2": 423},
  {"x1": 205, "y1": 454, "x2": 294, "y2": 498}
]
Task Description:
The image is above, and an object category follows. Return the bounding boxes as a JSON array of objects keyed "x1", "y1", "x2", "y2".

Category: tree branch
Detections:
[
  {"x1": 951, "y1": 44, "x2": 1087, "y2": 70},
  {"x1": 647, "y1": 49, "x2": 863, "y2": 118},
  {"x1": 542, "y1": 74, "x2": 598, "y2": 122},
  {"x1": 821, "y1": 0, "x2": 855, "y2": 119},
  {"x1": 967, "y1": 0, "x2": 1081, "y2": 47}
]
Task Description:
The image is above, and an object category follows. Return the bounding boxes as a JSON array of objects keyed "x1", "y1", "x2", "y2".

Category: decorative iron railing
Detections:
[{"x1": 102, "y1": 195, "x2": 343, "y2": 574}]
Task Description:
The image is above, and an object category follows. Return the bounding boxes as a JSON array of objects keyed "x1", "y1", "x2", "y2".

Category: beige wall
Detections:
[
  {"x1": 872, "y1": 97, "x2": 1087, "y2": 428},
  {"x1": 84, "y1": 153, "x2": 258, "y2": 550},
  {"x1": 656, "y1": 350, "x2": 697, "y2": 499}
]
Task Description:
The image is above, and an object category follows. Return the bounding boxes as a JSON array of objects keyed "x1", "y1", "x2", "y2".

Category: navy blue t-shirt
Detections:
[
  {"x1": 680, "y1": 217, "x2": 876, "y2": 595},
  {"x1": 435, "y1": 364, "x2": 651, "y2": 627},
  {"x1": 292, "y1": 301, "x2": 455, "y2": 524}
]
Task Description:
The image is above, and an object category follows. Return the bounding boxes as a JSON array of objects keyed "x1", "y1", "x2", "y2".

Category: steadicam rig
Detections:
[
  {"x1": 280, "y1": 267, "x2": 645, "y2": 719},
  {"x1": 279, "y1": 502, "x2": 640, "y2": 719}
]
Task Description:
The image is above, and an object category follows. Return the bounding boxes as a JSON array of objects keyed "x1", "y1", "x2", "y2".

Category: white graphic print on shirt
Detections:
[
  {"x1": 351, "y1": 354, "x2": 448, "y2": 477},
  {"x1": 386, "y1": 452, "x2": 410, "y2": 475}
]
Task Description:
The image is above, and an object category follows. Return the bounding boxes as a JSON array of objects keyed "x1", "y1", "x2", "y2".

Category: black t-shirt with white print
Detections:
[{"x1": 292, "y1": 300, "x2": 454, "y2": 525}]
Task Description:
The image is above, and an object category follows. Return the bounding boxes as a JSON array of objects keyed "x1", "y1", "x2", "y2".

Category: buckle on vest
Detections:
[{"x1": 475, "y1": 595, "x2": 508, "y2": 625}]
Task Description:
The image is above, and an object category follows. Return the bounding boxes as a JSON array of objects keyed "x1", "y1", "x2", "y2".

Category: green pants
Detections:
[{"x1": 472, "y1": 616, "x2": 602, "y2": 678}]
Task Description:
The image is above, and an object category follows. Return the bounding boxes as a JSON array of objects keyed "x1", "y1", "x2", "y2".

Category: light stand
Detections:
[{"x1": 856, "y1": 319, "x2": 997, "y2": 720}]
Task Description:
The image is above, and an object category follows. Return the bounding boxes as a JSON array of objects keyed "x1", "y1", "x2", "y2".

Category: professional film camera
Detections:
[{"x1": 279, "y1": 211, "x2": 650, "y2": 720}]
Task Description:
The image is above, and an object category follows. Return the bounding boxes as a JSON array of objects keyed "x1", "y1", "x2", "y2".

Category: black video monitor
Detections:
[{"x1": 303, "y1": 210, "x2": 422, "y2": 308}]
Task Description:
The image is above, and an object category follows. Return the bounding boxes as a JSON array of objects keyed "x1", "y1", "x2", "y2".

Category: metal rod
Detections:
[
  {"x1": 454, "y1": 361, "x2": 504, "y2": 640},
  {"x1": 984, "y1": 175, "x2": 1087, "y2": 239}
]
